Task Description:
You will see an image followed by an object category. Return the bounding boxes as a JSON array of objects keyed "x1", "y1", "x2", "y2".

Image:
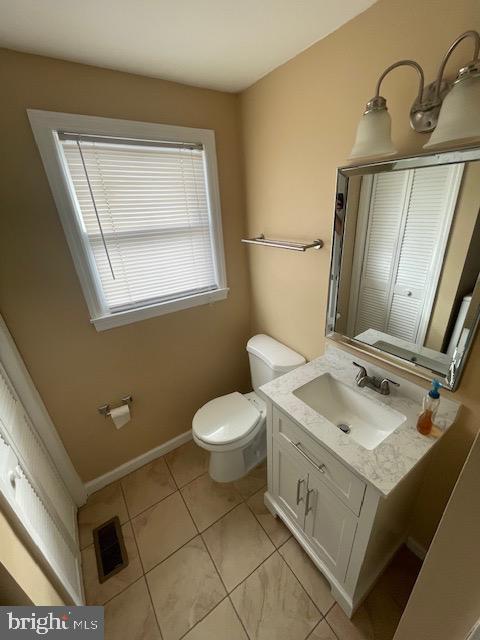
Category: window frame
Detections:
[{"x1": 28, "y1": 109, "x2": 228, "y2": 331}]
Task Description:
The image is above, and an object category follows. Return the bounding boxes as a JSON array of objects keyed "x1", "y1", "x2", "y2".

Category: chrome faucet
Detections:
[{"x1": 352, "y1": 362, "x2": 400, "y2": 396}]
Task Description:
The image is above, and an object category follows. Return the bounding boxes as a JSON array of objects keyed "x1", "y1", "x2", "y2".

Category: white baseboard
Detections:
[
  {"x1": 84, "y1": 430, "x2": 192, "y2": 495},
  {"x1": 406, "y1": 536, "x2": 427, "y2": 560}
]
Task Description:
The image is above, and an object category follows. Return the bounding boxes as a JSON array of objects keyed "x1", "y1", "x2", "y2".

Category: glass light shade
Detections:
[
  {"x1": 349, "y1": 108, "x2": 397, "y2": 160},
  {"x1": 424, "y1": 74, "x2": 480, "y2": 148}
]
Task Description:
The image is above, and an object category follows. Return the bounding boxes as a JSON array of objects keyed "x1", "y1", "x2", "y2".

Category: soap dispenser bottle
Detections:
[{"x1": 417, "y1": 379, "x2": 442, "y2": 436}]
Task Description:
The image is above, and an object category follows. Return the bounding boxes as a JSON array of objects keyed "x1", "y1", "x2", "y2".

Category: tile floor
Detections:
[{"x1": 78, "y1": 439, "x2": 421, "y2": 640}]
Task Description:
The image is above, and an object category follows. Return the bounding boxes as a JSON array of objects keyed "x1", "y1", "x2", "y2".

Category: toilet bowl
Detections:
[{"x1": 192, "y1": 335, "x2": 305, "y2": 482}]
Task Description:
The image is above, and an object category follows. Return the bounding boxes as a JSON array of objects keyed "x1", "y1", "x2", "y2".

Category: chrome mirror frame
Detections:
[{"x1": 327, "y1": 145, "x2": 480, "y2": 391}]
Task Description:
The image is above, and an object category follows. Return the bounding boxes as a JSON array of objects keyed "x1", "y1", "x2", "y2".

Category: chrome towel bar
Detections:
[{"x1": 241, "y1": 234, "x2": 324, "y2": 252}]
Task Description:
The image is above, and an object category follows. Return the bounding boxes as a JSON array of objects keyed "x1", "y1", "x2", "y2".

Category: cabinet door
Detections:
[
  {"x1": 305, "y1": 472, "x2": 357, "y2": 582},
  {"x1": 272, "y1": 438, "x2": 307, "y2": 529}
]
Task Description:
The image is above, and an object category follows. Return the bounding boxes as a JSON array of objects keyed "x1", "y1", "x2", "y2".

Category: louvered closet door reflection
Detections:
[
  {"x1": 355, "y1": 172, "x2": 409, "y2": 335},
  {"x1": 386, "y1": 165, "x2": 461, "y2": 342},
  {"x1": 355, "y1": 165, "x2": 461, "y2": 343}
]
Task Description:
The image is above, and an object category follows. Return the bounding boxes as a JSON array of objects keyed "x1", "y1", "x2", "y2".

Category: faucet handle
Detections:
[
  {"x1": 352, "y1": 361, "x2": 367, "y2": 381},
  {"x1": 382, "y1": 377, "x2": 400, "y2": 387},
  {"x1": 380, "y1": 377, "x2": 400, "y2": 395}
]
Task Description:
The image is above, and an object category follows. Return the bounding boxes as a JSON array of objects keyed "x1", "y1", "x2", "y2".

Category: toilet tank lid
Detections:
[{"x1": 246, "y1": 334, "x2": 306, "y2": 372}]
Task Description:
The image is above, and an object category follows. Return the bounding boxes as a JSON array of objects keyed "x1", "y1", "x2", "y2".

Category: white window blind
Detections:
[{"x1": 60, "y1": 134, "x2": 219, "y2": 313}]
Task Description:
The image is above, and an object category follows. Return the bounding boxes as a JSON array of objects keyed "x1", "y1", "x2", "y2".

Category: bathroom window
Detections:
[{"x1": 28, "y1": 110, "x2": 228, "y2": 330}]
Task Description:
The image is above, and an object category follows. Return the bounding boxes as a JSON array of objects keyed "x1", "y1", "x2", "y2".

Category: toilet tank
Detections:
[{"x1": 246, "y1": 334, "x2": 306, "y2": 392}]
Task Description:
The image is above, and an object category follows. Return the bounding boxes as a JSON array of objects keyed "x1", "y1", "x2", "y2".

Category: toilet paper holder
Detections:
[{"x1": 98, "y1": 396, "x2": 133, "y2": 418}]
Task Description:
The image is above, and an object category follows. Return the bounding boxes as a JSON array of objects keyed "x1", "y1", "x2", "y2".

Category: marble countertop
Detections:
[{"x1": 260, "y1": 344, "x2": 460, "y2": 496}]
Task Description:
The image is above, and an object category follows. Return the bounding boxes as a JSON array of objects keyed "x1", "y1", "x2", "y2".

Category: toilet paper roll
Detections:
[{"x1": 110, "y1": 404, "x2": 130, "y2": 429}]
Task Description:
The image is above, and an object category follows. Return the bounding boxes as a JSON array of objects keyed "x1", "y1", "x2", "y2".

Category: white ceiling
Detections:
[{"x1": 0, "y1": 0, "x2": 376, "y2": 92}]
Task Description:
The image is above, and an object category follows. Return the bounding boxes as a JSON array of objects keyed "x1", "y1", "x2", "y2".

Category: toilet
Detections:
[{"x1": 192, "y1": 334, "x2": 305, "y2": 482}]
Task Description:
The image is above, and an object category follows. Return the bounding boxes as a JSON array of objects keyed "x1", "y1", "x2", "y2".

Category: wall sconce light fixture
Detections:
[{"x1": 350, "y1": 30, "x2": 480, "y2": 159}]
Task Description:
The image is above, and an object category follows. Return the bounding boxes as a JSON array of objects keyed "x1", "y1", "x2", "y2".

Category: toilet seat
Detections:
[{"x1": 193, "y1": 392, "x2": 261, "y2": 446}]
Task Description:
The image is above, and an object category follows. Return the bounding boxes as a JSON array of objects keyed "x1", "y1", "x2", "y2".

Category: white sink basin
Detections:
[{"x1": 293, "y1": 373, "x2": 406, "y2": 450}]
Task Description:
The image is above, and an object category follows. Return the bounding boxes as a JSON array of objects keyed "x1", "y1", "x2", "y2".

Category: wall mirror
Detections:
[{"x1": 327, "y1": 147, "x2": 480, "y2": 391}]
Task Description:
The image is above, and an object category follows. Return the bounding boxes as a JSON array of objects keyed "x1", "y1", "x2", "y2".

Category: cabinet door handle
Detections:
[
  {"x1": 306, "y1": 488, "x2": 315, "y2": 515},
  {"x1": 285, "y1": 436, "x2": 328, "y2": 474},
  {"x1": 296, "y1": 478, "x2": 305, "y2": 505}
]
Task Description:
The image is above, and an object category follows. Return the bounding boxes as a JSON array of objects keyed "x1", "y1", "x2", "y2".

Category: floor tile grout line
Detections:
[
  {"x1": 176, "y1": 481, "x2": 231, "y2": 596},
  {"x1": 226, "y1": 549, "x2": 318, "y2": 640},
  {"x1": 194, "y1": 498, "x2": 244, "y2": 535},
  {"x1": 122, "y1": 456, "x2": 179, "y2": 521},
  {"x1": 325, "y1": 600, "x2": 337, "y2": 616},
  {"x1": 164, "y1": 445, "x2": 209, "y2": 491},
  {"x1": 199, "y1": 501, "x2": 277, "y2": 591},
  {"x1": 100, "y1": 574, "x2": 144, "y2": 608},
  {"x1": 143, "y1": 571, "x2": 164, "y2": 639},
  {"x1": 124, "y1": 484, "x2": 150, "y2": 577},
  {"x1": 324, "y1": 617, "x2": 340, "y2": 639},
  {"x1": 178, "y1": 473, "x2": 245, "y2": 527},
  {"x1": 100, "y1": 575, "x2": 165, "y2": 640},
  {"x1": 163, "y1": 452, "x2": 182, "y2": 491},
  {"x1": 306, "y1": 618, "x2": 339, "y2": 640},
  {"x1": 227, "y1": 547, "x2": 278, "y2": 596},
  {"x1": 227, "y1": 594, "x2": 253, "y2": 640},
  {"x1": 176, "y1": 481, "x2": 201, "y2": 534},
  {"x1": 200, "y1": 528, "x2": 232, "y2": 594},
  {"x1": 195, "y1": 502, "x2": 277, "y2": 593},
  {"x1": 175, "y1": 595, "x2": 232, "y2": 640},
  {"x1": 275, "y1": 545, "x2": 324, "y2": 622},
  {"x1": 176, "y1": 467, "x2": 254, "y2": 533},
  {"x1": 243, "y1": 489, "x2": 292, "y2": 549},
  {"x1": 117, "y1": 480, "x2": 135, "y2": 530},
  {"x1": 126, "y1": 486, "x2": 178, "y2": 522},
  {"x1": 141, "y1": 530, "x2": 199, "y2": 578}
]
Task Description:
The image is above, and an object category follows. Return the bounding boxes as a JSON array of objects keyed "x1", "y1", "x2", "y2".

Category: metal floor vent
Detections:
[{"x1": 93, "y1": 516, "x2": 129, "y2": 583}]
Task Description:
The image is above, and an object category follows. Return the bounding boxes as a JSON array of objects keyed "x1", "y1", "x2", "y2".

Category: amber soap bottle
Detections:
[{"x1": 417, "y1": 379, "x2": 442, "y2": 436}]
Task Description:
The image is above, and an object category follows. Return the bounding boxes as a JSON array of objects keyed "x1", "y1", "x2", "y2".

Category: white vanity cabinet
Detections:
[{"x1": 265, "y1": 404, "x2": 425, "y2": 617}]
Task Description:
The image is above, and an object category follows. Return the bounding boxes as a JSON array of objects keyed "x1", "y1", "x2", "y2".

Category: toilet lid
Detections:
[{"x1": 193, "y1": 392, "x2": 261, "y2": 445}]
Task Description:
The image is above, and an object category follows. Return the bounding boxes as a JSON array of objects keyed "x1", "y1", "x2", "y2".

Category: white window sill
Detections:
[{"x1": 91, "y1": 287, "x2": 229, "y2": 331}]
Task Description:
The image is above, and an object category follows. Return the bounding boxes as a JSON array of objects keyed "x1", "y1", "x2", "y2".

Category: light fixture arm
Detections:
[
  {"x1": 374, "y1": 59, "x2": 425, "y2": 104},
  {"x1": 432, "y1": 30, "x2": 480, "y2": 100},
  {"x1": 350, "y1": 27, "x2": 480, "y2": 159}
]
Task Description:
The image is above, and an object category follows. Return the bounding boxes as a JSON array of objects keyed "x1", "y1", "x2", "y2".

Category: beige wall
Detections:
[
  {"x1": 426, "y1": 162, "x2": 480, "y2": 351},
  {"x1": 335, "y1": 176, "x2": 361, "y2": 335},
  {"x1": 241, "y1": 0, "x2": 480, "y2": 547},
  {"x1": 394, "y1": 431, "x2": 480, "y2": 640},
  {"x1": 0, "y1": 509, "x2": 64, "y2": 605},
  {"x1": 0, "y1": 48, "x2": 251, "y2": 481}
]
